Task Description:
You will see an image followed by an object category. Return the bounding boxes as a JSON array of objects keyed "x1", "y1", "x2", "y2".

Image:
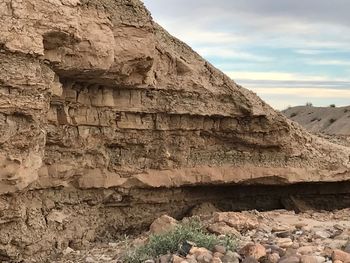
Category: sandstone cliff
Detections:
[{"x1": 0, "y1": 0, "x2": 350, "y2": 260}]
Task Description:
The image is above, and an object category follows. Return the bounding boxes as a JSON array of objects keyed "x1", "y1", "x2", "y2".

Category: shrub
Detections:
[
  {"x1": 329, "y1": 104, "x2": 336, "y2": 108},
  {"x1": 290, "y1": 112, "x2": 298, "y2": 117},
  {"x1": 329, "y1": 118, "x2": 337, "y2": 124},
  {"x1": 123, "y1": 219, "x2": 237, "y2": 263},
  {"x1": 306, "y1": 102, "x2": 313, "y2": 107}
]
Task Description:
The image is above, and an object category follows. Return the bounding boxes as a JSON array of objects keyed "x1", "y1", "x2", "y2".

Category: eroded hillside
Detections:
[{"x1": 283, "y1": 105, "x2": 350, "y2": 136}]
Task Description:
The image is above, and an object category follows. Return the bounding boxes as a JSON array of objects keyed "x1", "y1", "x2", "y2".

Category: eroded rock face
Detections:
[{"x1": 0, "y1": 0, "x2": 350, "y2": 260}]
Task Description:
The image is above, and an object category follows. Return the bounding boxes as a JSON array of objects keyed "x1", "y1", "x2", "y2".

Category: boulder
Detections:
[
  {"x1": 149, "y1": 215, "x2": 178, "y2": 235},
  {"x1": 332, "y1": 249, "x2": 350, "y2": 263},
  {"x1": 239, "y1": 243, "x2": 266, "y2": 260}
]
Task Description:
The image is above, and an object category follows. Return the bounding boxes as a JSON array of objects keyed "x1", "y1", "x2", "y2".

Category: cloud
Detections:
[
  {"x1": 143, "y1": 0, "x2": 350, "y2": 109},
  {"x1": 226, "y1": 71, "x2": 331, "y2": 82},
  {"x1": 196, "y1": 47, "x2": 272, "y2": 62},
  {"x1": 305, "y1": 59, "x2": 350, "y2": 66},
  {"x1": 295, "y1": 49, "x2": 334, "y2": 55},
  {"x1": 251, "y1": 87, "x2": 350, "y2": 98}
]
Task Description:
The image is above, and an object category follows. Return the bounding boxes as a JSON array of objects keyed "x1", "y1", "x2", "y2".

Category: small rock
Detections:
[
  {"x1": 314, "y1": 231, "x2": 330, "y2": 239},
  {"x1": 300, "y1": 255, "x2": 318, "y2": 263},
  {"x1": 332, "y1": 249, "x2": 350, "y2": 262},
  {"x1": 47, "y1": 210, "x2": 68, "y2": 224},
  {"x1": 222, "y1": 251, "x2": 239, "y2": 263},
  {"x1": 207, "y1": 222, "x2": 241, "y2": 237},
  {"x1": 190, "y1": 247, "x2": 212, "y2": 257},
  {"x1": 314, "y1": 256, "x2": 326, "y2": 263},
  {"x1": 63, "y1": 247, "x2": 74, "y2": 255},
  {"x1": 333, "y1": 224, "x2": 345, "y2": 231},
  {"x1": 213, "y1": 212, "x2": 259, "y2": 231},
  {"x1": 297, "y1": 246, "x2": 315, "y2": 255},
  {"x1": 159, "y1": 254, "x2": 172, "y2": 263},
  {"x1": 284, "y1": 248, "x2": 298, "y2": 257},
  {"x1": 324, "y1": 239, "x2": 348, "y2": 249},
  {"x1": 292, "y1": 243, "x2": 300, "y2": 249},
  {"x1": 173, "y1": 255, "x2": 185, "y2": 263},
  {"x1": 242, "y1": 256, "x2": 258, "y2": 263},
  {"x1": 344, "y1": 241, "x2": 350, "y2": 254},
  {"x1": 196, "y1": 253, "x2": 212, "y2": 263},
  {"x1": 278, "y1": 256, "x2": 300, "y2": 263},
  {"x1": 214, "y1": 245, "x2": 226, "y2": 254},
  {"x1": 213, "y1": 252, "x2": 224, "y2": 259},
  {"x1": 145, "y1": 260, "x2": 155, "y2": 263},
  {"x1": 149, "y1": 215, "x2": 178, "y2": 235},
  {"x1": 212, "y1": 257, "x2": 223, "y2": 263},
  {"x1": 301, "y1": 226, "x2": 312, "y2": 232},
  {"x1": 276, "y1": 231, "x2": 292, "y2": 238},
  {"x1": 264, "y1": 245, "x2": 285, "y2": 257},
  {"x1": 267, "y1": 252, "x2": 280, "y2": 263},
  {"x1": 239, "y1": 243, "x2": 266, "y2": 260},
  {"x1": 277, "y1": 238, "x2": 294, "y2": 248},
  {"x1": 185, "y1": 254, "x2": 197, "y2": 263}
]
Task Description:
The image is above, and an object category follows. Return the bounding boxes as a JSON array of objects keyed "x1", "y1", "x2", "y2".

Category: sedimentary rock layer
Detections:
[{"x1": 0, "y1": 0, "x2": 350, "y2": 260}]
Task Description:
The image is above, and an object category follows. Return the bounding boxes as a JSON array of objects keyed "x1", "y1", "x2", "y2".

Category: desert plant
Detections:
[
  {"x1": 329, "y1": 118, "x2": 337, "y2": 124},
  {"x1": 305, "y1": 102, "x2": 313, "y2": 107},
  {"x1": 329, "y1": 104, "x2": 336, "y2": 108},
  {"x1": 290, "y1": 112, "x2": 298, "y2": 117},
  {"x1": 123, "y1": 219, "x2": 237, "y2": 263}
]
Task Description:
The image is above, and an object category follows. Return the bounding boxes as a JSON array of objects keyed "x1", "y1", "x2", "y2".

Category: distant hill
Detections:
[{"x1": 283, "y1": 105, "x2": 350, "y2": 135}]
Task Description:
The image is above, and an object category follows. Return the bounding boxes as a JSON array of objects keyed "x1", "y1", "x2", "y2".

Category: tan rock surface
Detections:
[
  {"x1": 149, "y1": 214, "x2": 178, "y2": 234},
  {"x1": 0, "y1": 0, "x2": 350, "y2": 261}
]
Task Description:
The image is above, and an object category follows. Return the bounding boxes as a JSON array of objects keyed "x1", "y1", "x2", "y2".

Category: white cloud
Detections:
[
  {"x1": 196, "y1": 47, "x2": 272, "y2": 62},
  {"x1": 295, "y1": 49, "x2": 333, "y2": 55},
  {"x1": 158, "y1": 19, "x2": 250, "y2": 46},
  {"x1": 251, "y1": 87, "x2": 350, "y2": 98},
  {"x1": 305, "y1": 59, "x2": 350, "y2": 66},
  {"x1": 226, "y1": 71, "x2": 331, "y2": 82}
]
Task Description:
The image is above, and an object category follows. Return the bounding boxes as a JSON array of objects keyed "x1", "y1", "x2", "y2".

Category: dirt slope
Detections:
[
  {"x1": 0, "y1": 0, "x2": 350, "y2": 260},
  {"x1": 283, "y1": 105, "x2": 350, "y2": 135}
]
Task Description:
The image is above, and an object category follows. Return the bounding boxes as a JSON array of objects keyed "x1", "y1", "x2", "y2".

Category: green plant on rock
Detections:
[{"x1": 123, "y1": 218, "x2": 237, "y2": 263}]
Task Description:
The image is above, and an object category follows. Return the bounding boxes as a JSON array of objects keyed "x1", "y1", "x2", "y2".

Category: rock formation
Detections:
[{"x1": 0, "y1": 0, "x2": 350, "y2": 260}]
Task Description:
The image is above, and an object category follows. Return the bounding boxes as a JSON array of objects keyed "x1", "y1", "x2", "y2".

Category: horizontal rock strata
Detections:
[{"x1": 0, "y1": 0, "x2": 350, "y2": 260}]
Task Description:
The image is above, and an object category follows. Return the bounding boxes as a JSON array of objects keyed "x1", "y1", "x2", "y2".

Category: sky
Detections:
[{"x1": 142, "y1": 0, "x2": 350, "y2": 110}]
